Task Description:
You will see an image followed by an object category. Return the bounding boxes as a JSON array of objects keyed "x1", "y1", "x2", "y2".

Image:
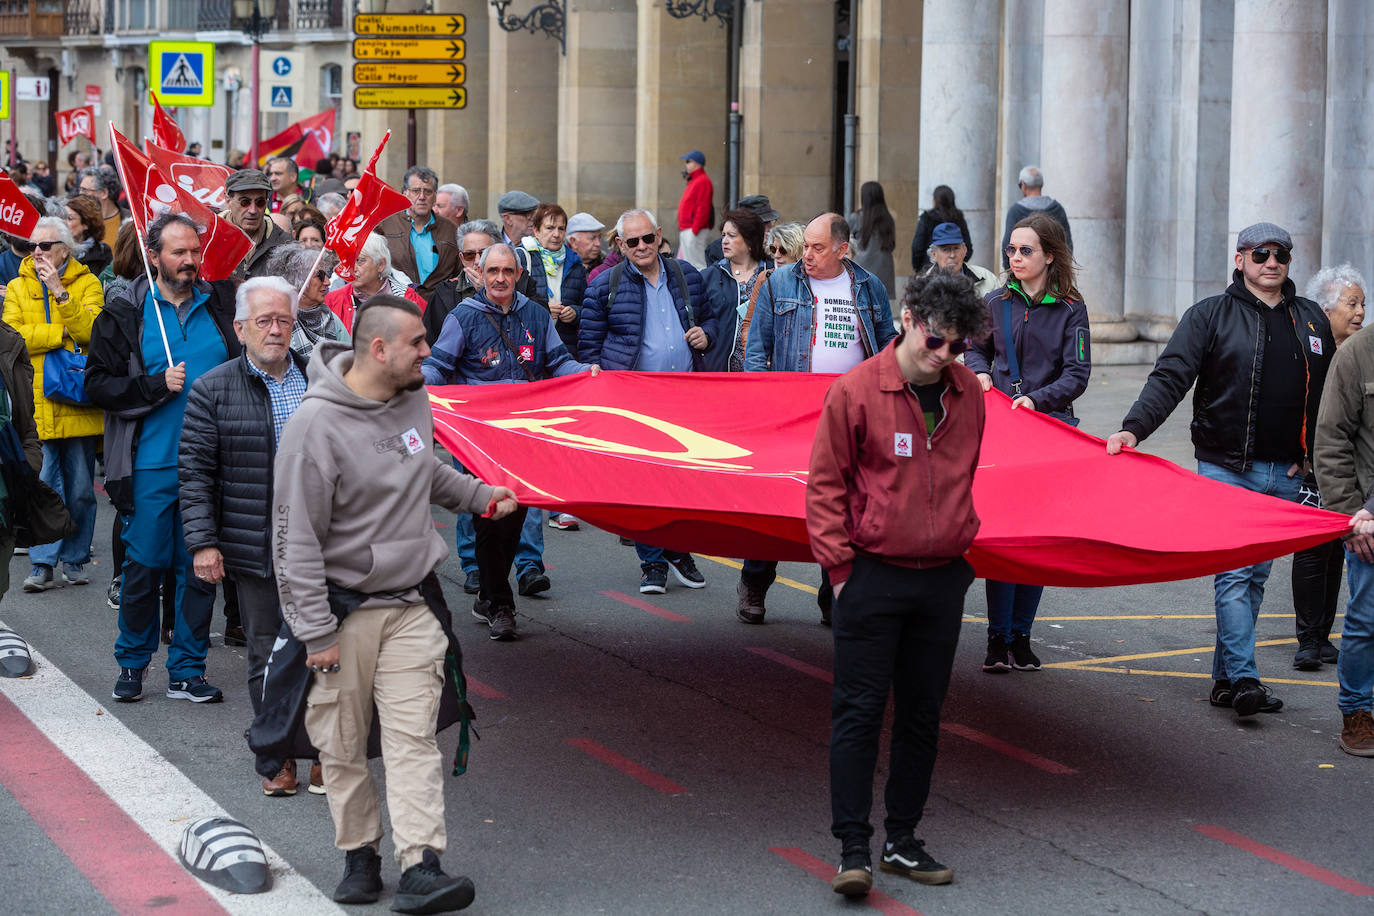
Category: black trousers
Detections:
[
  {"x1": 230, "y1": 573, "x2": 283, "y2": 714},
  {"x1": 830, "y1": 555, "x2": 974, "y2": 847},
  {"x1": 1292, "y1": 537, "x2": 1343, "y2": 646},
  {"x1": 473, "y1": 507, "x2": 527, "y2": 608}
]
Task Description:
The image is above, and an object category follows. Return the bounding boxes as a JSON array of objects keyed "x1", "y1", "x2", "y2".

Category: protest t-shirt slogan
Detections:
[{"x1": 809, "y1": 272, "x2": 865, "y2": 374}]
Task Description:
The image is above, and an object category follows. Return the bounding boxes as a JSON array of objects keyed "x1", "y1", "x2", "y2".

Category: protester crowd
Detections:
[{"x1": 0, "y1": 137, "x2": 1371, "y2": 911}]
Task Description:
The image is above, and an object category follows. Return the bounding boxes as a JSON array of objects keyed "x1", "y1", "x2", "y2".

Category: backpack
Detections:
[{"x1": 605, "y1": 257, "x2": 695, "y2": 328}]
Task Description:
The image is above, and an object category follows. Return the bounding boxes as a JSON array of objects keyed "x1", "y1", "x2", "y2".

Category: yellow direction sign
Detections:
[
  {"x1": 354, "y1": 87, "x2": 467, "y2": 110},
  {"x1": 353, "y1": 63, "x2": 466, "y2": 86},
  {"x1": 353, "y1": 13, "x2": 465, "y2": 36},
  {"x1": 352, "y1": 37, "x2": 466, "y2": 60}
]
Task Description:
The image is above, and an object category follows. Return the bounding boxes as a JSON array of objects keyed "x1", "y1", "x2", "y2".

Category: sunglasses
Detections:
[
  {"x1": 623, "y1": 232, "x2": 658, "y2": 250},
  {"x1": 460, "y1": 249, "x2": 484, "y2": 262},
  {"x1": 236, "y1": 196, "x2": 268, "y2": 209},
  {"x1": 1249, "y1": 247, "x2": 1291, "y2": 265},
  {"x1": 1004, "y1": 244, "x2": 1040, "y2": 259},
  {"x1": 34, "y1": 240, "x2": 61, "y2": 251},
  {"x1": 315, "y1": 269, "x2": 329, "y2": 283},
  {"x1": 916, "y1": 321, "x2": 969, "y2": 356},
  {"x1": 768, "y1": 245, "x2": 787, "y2": 256}
]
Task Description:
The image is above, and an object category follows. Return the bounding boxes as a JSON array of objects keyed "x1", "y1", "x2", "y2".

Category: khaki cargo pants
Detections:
[{"x1": 305, "y1": 603, "x2": 447, "y2": 869}]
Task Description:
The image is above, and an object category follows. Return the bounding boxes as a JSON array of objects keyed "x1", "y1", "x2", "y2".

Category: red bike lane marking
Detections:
[
  {"x1": 1193, "y1": 824, "x2": 1374, "y2": 895},
  {"x1": 565, "y1": 737, "x2": 688, "y2": 794},
  {"x1": 769, "y1": 847, "x2": 925, "y2": 915},
  {"x1": 598, "y1": 590, "x2": 692, "y2": 622},
  {"x1": 464, "y1": 675, "x2": 507, "y2": 700},
  {"x1": 0, "y1": 691, "x2": 229, "y2": 915}
]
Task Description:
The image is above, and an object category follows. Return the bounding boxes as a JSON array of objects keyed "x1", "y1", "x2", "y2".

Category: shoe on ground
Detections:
[
  {"x1": 1339, "y1": 709, "x2": 1374, "y2": 757},
  {"x1": 262, "y1": 759, "x2": 298, "y2": 797},
  {"x1": 309, "y1": 761, "x2": 326, "y2": 795},
  {"x1": 167, "y1": 675, "x2": 224, "y2": 703},
  {"x1": 1209, "y1": 679, "x2": 1233, "y2": 708},
  {"x1": 1010, "y1": 634, "x2": 1042, "y2": 671},
  {"x1": 106, "y1": 577, "x2": 121, "y2": 610},
  {"x1": 60, "y1": 562, "x2": 89, "y2": 586},
  {"x1": 113, "y1": 667, "x2": 145, "y2": 703},
  {"x1": 161, "y1": 627, "x2": 172, "y2": 646},
  {"x1": 462, "y1": 570, "x2": 480, "y2": 595},
  {"x1": 223, "y1": 625, "x2": 247, "y2": 647},
  {"x1": 735, "y1": 579, "x2": 767, "y2": 624},
  {"x1": 667, "y1": 554, "x2": 706, "y2": 588},
  {"x1": 881, "y1": 835, "x2": 953, "y2": 886},
  {"x1": 548, "y1": 513, "x2": 580, "y2": 530},
  {"x1": 22, "y1": 565, "x2": 60, "y2": 592},
  {"x1": 392, "y1": 849, "x2": 475, "y2": 914},
  {"x1": 13, "y1": 546, "x2": 25, "y2": 555},
  {"x1": 333, "y1": 846, "x2": 383, "y2": 904},
  {"x1": 1320, "y1": 641, "x2": 1340, "y2": 664},
  {"x1": 982, "y1": 634, "x2": 1011, "y2": 673},
  {"x1": 486, "y1": 606, "x2": 518, "y2": 642},
  {"x1": 640, "y1": 563, "x2": 669, "y2": 594},
  {"x1": 830, "y1": 847, "x2": 872, "y2": 898},
  {"x1": 1231, "y1": 677, "x2": 1281, "y2": 717},
  {"x1": 517, "y1": 568, "x2": 551, "y2": 597},
  {"x1": 618, "y1": 535, "x2": 635, "y2": 546},
  {"x1": 1293, "y1": 643, "x2": 1322, "y2": 671}
]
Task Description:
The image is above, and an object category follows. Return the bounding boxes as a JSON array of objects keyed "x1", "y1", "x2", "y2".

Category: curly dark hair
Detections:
[{"x1": 901, "y1": 270, "x2": 990, "y2": 341}]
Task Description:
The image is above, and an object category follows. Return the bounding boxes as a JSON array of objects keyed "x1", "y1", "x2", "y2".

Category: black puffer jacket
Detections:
[
  {"x1": 1122, "y1": 271, "x2": 1334, "y2": 472},
  {"x1": 178, "y1": 350, "x2": 309, "y2": 578}
]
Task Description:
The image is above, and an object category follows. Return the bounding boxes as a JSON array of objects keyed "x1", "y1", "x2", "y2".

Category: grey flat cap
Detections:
[
  {"x1": 225, "y1": 169, "x2": 272, "y2": 194},
  {"x1": 735, "y1": 194, "x2": 780, "y2": 223},
  {"x1": 497, "y1": 190, "x2": 539, "y2": 214},
  {"x1": 1236, "y1": 222, "x2": 1292, "y2": 251},
  {"x1": 566, "y1": 212, "x2": 605, "y2": 234}
]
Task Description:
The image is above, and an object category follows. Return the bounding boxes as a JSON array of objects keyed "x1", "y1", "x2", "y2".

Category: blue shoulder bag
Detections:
[{"x1": 41, "y1": 286, "x2": 90, "y2": 406}]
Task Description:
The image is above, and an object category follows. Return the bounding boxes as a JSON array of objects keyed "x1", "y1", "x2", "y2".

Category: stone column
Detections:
[
  {"x1": 1322, "y1": 0, "x2": 1372, "y2": 276},
  {"x1": 915, "y1": 0, "x2": 998, "y2": 271},
  {"x1": 558, "y1": 0, "x2": 636, "y2": 219},
  {"x1": 423, "y1": 0, "x2": 490, "y2": 217},
  {"x1": 1040, "y1": 0, "x2": 1131, "y2": 336},
  {"x1": 997, "y1": 0, "x2": 1042, "y2": 237},
  {"x1": 487, "y1": 20, "x2": 560, "y2": 204},
  {"x1": 1228, "y1": 0, "x2": 1326, "y2": 292}
]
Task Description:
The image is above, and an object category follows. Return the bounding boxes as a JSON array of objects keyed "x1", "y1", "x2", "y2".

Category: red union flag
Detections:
[
  {"x1": 150, "y1": 92, "x2": 186, "y2": 153},
  {"x1": 143, "y1": 140, "x2": 232, "y2": 210},
  {"x1": 0, "y1": 175, "x2": 40, "y2": 238},
  {"x1": 326, "y1": 130, "x2": 409, "y2": 281},
  {"x1": 109, "y1": 125, "x2": 252, "y2": 282},
  {"x1": 259, "y1": 109, "x2": 335, "y2": 167},
  {"x1": 55, "y1": 105, "x2": 96, "y2": 146}
]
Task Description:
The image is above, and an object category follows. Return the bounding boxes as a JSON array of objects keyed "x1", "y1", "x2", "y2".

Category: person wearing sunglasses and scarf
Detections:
[
  {"x1": 1107, "y1": 221, "x2": 1334, "y2": 720},
  {"x1": 964, "y1": 212, "x2": 1091, "y2": 674}
]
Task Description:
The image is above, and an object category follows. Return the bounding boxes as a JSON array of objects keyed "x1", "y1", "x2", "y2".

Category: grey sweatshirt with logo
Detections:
[{"x1": 272, "y1": 340, "x2": 495, "y2": 653}]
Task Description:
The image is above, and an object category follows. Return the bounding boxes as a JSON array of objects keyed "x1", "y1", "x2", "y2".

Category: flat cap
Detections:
[
  {"x1": 735, "y1": 194, "x2": 780, "y2": 223},
  {"x1": 225, "y1": 169, "x2": 272, "y2": 194},
  {"x1": 497, "y1": 190, "x2": 539, "y2": 213},
  {"x1": 1236, "y1": 222, "x2": 1292, "y2": 251},
  {"x1": 566, "y1": 212, "x2": 605, "y2": 234}
]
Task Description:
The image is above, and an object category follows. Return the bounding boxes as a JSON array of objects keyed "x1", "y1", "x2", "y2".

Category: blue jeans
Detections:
[
  {"x1": 452, "y1": 459, "x2": 544, "y2": 574},
  {"x1": 985, "y1": 581, "x2": 1045, "y2": 638},
  {"x1": 635, "y1": 543, "x2": 690, "y2": 570},
  {"x1": 29, "y1": 436, "x2": 98, "y2": 567},
  {"x1": 1339, "y1": 548, "x2": 1374, "y2": 714},
  {"x1": 1197, "y1": 460, "x2": 1303, "y2": 682}
]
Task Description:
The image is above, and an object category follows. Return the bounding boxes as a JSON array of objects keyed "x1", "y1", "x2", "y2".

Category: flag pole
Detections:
[
  {"x1": 298, "y1": 244, "x2": 328, "y2": 301},
  {"x1": 109, "y1": 121, "x2": 174, "y2": 367}
]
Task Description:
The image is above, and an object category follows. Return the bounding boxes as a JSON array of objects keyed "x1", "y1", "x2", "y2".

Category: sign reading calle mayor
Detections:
[
  {"x1": 353, "y1": 13, "x2": 465, "y2": 36},
  {"x1": 354, "y1": 88, "x2": 466, "y2": 110},
  {"x1": 353, "y1": 63, "x2": 466, "y2": 86},
  {"x1": 350, "y1": 14, "x2": 469, "y2": 110}
]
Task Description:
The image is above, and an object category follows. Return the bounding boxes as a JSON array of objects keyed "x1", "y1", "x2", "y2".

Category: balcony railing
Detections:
[
  {"x1": 64, "y1": 0, "x2": 99, "y2": 34},
  {"x1": 198, "y1": 0, "x2": 230, "y2": 30},
  {"x1": 0, "y1": 0, "x2": 66, "y2": 37},
  {"x1": 295, "y1": 0, "x2": 341, "y2": 30}
]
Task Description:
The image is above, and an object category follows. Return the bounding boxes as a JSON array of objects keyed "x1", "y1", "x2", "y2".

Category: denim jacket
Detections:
[{"x1": 743, "y1": 258, "x2": 897, "y2": 373}]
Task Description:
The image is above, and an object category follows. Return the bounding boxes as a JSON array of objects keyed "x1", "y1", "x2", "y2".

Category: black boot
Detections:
[{"x1": 334, "y1": 846, "x2": 383, "y2": 904}]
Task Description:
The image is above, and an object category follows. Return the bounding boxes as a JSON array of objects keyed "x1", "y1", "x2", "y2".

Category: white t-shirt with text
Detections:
[{"x1": 809, "y1": 272, "x2": 864, "y2": 373}]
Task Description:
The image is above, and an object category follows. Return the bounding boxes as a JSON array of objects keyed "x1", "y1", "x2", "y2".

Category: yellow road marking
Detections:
[
  {"x1": 1052, "y1": 666, "x2": 1337, "y2": 688},
  {"x1": 698, "y1": 555, "x2": 820, "y2": 595}
]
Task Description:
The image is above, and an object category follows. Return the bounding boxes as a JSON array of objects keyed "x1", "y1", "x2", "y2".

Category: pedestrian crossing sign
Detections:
[
  {"x1": 149, "y1": 41, "x2": 215, "y2": 107},
  {"x1": 271, "y1": 86, "x2": 293, "y2": 108}
]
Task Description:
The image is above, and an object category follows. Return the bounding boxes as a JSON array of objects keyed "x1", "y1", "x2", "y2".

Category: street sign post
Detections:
[
  {"x1": 260, "y1": 50, "x2": 304, "y2": 113},
  {"x1": 354, "y1": 88, "x2": 467, "y2": 110},
  {"x1": 149, "y1": 41, "x2": 215, "y2": 107},
  {"x1": 353, "y1": 13, "x2": 465, "y2": 36},
  {"x1": 353, "y1": 63, "x2": 466, "y2": 86},
  {"x1": 351, "y1": 37, "x2": 466, "y2": 60}
]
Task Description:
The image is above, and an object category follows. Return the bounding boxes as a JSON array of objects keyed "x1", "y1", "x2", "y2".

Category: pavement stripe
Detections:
[
  {"x1": 768, "y1": 847, "x2": 925, "y2": 915},
  {"x1": 598, "y1": 590, "x2": 692, "y2": 622},
  {"x1": 1051, "y1": 665, "x2": 1337, "y2": 688},
  {"x1": 1192, "y1": 825, "x2": 1374, "y2": 896},
  {"x1": 0, "y1": 629, "x2": 342, "y2": 914},
  {"x1": 699, "y1": 555, "x2": 820, "y2": 595},
  {"x1": 565, "y1": 738, "x2": 687, "y2": 794},
  {"x1": 1046, "y1": 637, "x2": 1301, "y2": 668},
  {"x1": 746, "y1": 646, "x2": 834, "y2": 682},
  {"x1": 465, "y1": 675, "x2": 507, "y2": 699}
]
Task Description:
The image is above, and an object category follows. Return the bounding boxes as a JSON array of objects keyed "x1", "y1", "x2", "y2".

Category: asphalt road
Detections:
[{"x1": 2, "y1": 365, "x2": 1372, "y2": 916}]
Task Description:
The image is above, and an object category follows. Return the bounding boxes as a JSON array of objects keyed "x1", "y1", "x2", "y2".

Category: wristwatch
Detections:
[{"x1": 55, "y1": 290, "x2": 69, "y2": 304}]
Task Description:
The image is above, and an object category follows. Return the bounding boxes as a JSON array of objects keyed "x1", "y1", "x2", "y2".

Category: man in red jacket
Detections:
[
  {"x1": 675, "y1": 150, "x2": 713, "y2": 269},
  {"x1": 807, "y1": 271, "x2": 989, "y2": 900}
]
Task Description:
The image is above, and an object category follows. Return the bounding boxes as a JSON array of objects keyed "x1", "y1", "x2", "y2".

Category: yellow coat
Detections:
[{"x1": 2, "y1": 255, "x2": 105, "y2": 440}]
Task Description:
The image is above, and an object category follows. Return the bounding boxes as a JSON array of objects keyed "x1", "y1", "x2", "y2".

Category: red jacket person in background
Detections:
[
  {"x1": 806, "y1": 271, "x2": 989, "y2": 900},
  {"x1": 675, "y1": 150, "x2": 713, "y2": 269}
]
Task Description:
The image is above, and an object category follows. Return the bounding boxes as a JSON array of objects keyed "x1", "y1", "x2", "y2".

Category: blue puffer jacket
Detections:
[
  {"x1": 744, "y1": 259, "x2": 897, "y2": 372},
  {"x1": 421, "y1": 289, "x2": 590, "y2": 385},
  {"x1": 578, "y1": 256, "x2": 716, "y2": 371},
  {"x1": 518, "y1": 243, "x2": 587, "y2": 355}
]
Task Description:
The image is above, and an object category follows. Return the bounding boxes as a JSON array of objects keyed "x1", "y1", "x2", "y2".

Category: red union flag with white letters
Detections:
[
  {"x1": 326, "y1": 130, "x2": 409, "y2": 281},
  {"x1": 109, "y1": 125, "x2": 251, "y2": 282},
  {"x1": 143, "y1": 140, "x2": 232, "y2": 210},
  {"x1": 0, "y1": 175, "x2": 40, "y2": 238},
  {"x1": 55, "y1": 105, "x2": 96, "y2": 147}
]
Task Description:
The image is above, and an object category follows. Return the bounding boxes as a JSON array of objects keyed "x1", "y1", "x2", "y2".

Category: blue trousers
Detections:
[
  {"x1": 29, "y1": 436, "x2": 98, "y2": 567},
  {"x1": 1340, "y1": 548, "x2": 1374, "y2": 715},
  {"x1": 985, "y1": 581, "x2": 1045, "y2": 639}
]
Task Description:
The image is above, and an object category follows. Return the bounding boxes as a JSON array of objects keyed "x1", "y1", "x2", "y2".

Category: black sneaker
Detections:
[
  {"x1": 167, "y1": 675, "x2": 224, "y2": 703},
  {"x1": 1320, "y1": 641, "x2": 1339, "y2": 664},
  {"x1": 462, "y1": 570, "x2": 480, "y2": 595},
  {"x1": 113, "y1": 667, "x2": 144, "y2": 703},
  {"x1": 517, "y1": 568, "x2": 551, "y2": 597},
  {"x1": 830, "y1": 847, "x2": 872, "y2": 898},
  {"x1": 1209, "y1": 679, "x2": 1233, "y2": 708},
  {"x1": 392, "y1": 849, "x2": 475, "y2": 914},
  {"x1": 333, "y1": 846, "x2": 383, "y2": 904},
  {"x1": 1231, "y1": 677, "x2": 1282, "y2": 717},
  {"x1": 487, "y1": 606, "x2": 518, "y2": 642},
  {"x1": 223, "y1": 625, "x2": 247, "y2": 647},
  {"x1": 106, "y1": 576, "x2": 121, "y2": 610},
  {"x1": 982, "y1": 634, "x2": 1011, "y2": 673},
  {"x1": 1009, "y1": 634, "x2": 1041, "y2": 671},
  {"x1": 1293, "y1": 643, "x2": 1321, "y2": 671},
  {"x1": 881, "y1": 835, "x2": 953, "y2": 885},
  {"x1": 667, "y1": 554, "x2": 706, "y2": 588},
  {"x1": 639, "y1": 563, "x2": 668, "y2": 594}
]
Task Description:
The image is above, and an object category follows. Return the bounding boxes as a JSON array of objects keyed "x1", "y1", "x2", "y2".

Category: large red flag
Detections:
[
  {"x1": 325, "y1": 131, "x2": 409, "y2": 281},
  {"x1": 55, "y1": 106, "x2": 96, "y2": 146},
  {"x1": 143, "y1": 140, "x2": 233, "y2": 210},
  {"x1": 425, "y1": 373, "x2": 1350, "y2": 587},
  {"x1": 149, "y1": 92, "x2": 186, "y2": 154},
  {"x1": 109, "y1": 125, "x2": 252, "y2": 282},
  {"x1": 258, "y1": 109, "x2": 335, "y2": 167},
  {"x1": 0, "y1": 175, "x2": 41, "y2": 239}
]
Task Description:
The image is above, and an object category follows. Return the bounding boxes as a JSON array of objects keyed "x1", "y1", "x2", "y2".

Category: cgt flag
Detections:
[
  {"x1": 258, "y1": 109, "x2": 335, "y2": 167},
  {"x1": 325, "y1": 130, "x2": 409, "y2": 281},
  {"x1": 55, "y1": 106, "x2": 96, "y2": 147},
  {"x1": 109, "y1": 124, "x2": 252, "y2": 282},
  {"x1": 143, "y1": 140, "x2": 232, "y2": 210},
  {"x1": 150, "y1": 92, "x2": 186, "y2": 154},
  {"x1": 0, "y1": 175, "x2": 41, "y2": 239}
]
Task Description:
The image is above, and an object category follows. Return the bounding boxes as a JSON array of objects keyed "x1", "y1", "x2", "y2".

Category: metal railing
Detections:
[
  {"x1": 295, "y1": 0, "x2": 340, "y2": 30},
  {"x1": 64, "y1": 0, "x2": 100, "y2": 34},
  {"x1": 198, "y1": 0, "x2": 231, "y2": 30}
]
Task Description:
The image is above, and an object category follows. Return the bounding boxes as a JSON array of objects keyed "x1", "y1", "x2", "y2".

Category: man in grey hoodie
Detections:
[
  {"x1": 273, "y1": 294, "x2": 517, "y2": 913},
  {"x1": 1000, "y1": 165, "x2": 1073, "y2": 269}
]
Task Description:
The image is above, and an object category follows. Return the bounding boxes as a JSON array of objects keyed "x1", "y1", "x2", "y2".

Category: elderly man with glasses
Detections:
[
  {"x1": 377, "y1": 166, "x2": 461, "y2": 304},
  {"x1": 224, "y1": 169, "x2": 293, "y2": 281}
]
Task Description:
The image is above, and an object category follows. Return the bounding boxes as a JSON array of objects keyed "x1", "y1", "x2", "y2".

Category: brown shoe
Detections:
[
  {"x1": 308, "y1": 761, "x2": 326, "y2": 795},
  {"x1": 736, "y1": 579, "x2": 767, "y2": 625},
  {"x1": 1340, "y1": 710, "x2": 1374, "y2": 757},
  {"x1": 262, "y1": 759, "x2": 298, "y2": 796}
]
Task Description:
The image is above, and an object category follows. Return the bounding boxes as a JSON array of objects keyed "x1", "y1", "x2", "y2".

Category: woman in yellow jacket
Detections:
[{"x1": 2, "y1": 216, "x2": 105, "y2": 591}]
